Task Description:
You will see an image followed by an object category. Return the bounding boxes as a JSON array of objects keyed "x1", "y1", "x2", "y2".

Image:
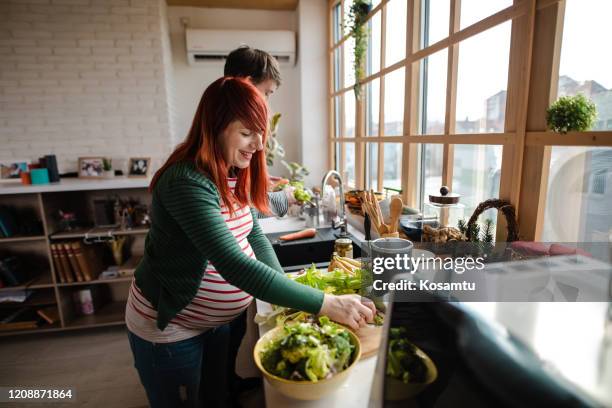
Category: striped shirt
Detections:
[
  {"x1": 126, "y1": 177, "x2": 256, "y2": 343},
  {"x1": 257, "y1": 190, "x2": 289, "y2": 218}
]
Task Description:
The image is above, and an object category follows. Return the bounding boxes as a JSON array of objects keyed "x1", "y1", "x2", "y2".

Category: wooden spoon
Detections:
[{"x1": 389, "y1": 195, "x2": 403, "y2": 234}]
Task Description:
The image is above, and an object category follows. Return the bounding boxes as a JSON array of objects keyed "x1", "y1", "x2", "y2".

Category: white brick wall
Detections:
[{"x1": 0, "y1": 0, "x2": 174, "y2": 174}]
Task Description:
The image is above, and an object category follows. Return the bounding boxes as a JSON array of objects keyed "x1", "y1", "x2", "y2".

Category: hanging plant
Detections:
[
  {"x1": 346, "y1": 0, "x2": 371, "y2": 99},
  {"x1": 546, "y1": 94, "x2": 597, "y2": 134}
]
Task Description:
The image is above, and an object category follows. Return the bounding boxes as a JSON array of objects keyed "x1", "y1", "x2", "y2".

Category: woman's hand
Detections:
[
  {"x1": 284, "y1": 185, "x2": 297, "y2": 205},
  {"x1": 318, "y1": 294, "x2": 377, "y2": 331}
]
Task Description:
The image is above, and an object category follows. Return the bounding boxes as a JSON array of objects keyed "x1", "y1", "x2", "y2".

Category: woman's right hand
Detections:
[{"x1": 318, "y1": 294, "x2": 377, "y2": 331}]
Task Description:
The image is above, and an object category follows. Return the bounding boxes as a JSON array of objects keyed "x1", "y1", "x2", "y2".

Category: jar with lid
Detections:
[
  {"x1": 424, "y1": 186, "x2": 465, "y2": 228},
  {"x1": 334, "y1": 238, "x2": 353, "y2": 258}
]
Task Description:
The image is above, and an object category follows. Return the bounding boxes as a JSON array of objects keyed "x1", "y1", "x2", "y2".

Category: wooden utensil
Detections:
[{"x1": 389, "y1": 195, "x2": 403, "y2": 234}]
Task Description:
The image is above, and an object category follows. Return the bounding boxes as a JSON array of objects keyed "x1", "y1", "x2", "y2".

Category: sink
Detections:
[{"x1": 265, "y1": 227, "x2": 362, "y2": 269}]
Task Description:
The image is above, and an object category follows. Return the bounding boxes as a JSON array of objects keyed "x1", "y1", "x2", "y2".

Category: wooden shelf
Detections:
[
  {"x1": 0, "y1": 273, "x2": 54, "y2": 292},
  {"x1": 49, "y1": 226, "x2": 149, "y2": 240},
  {"x1": 0, "y1": 289, "x2": 56, "y2": 308},
  {"x1": 0, "y1": 322, "x2": 63, "y2": 337},
  {"x1": 64, "y1": 301, "x2": 126, "y2": 329},
  {"x1": 58, "y1": 277, "x2": 132, "y2": 287},
  {"x1": 0, "y1": 181, "x2": 148, "y2": 336},
  {"x1": 0, "y1": 235, "x2": 46, "y2": 244}
]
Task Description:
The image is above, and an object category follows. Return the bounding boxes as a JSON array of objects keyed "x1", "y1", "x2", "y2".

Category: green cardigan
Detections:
[{"x1": 134, "y1": 161, "x2": 324, "y2": 331}]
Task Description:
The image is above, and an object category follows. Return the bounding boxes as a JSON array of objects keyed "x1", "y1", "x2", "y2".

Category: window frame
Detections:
[{"x1": 328, "y1": 0, "x2": 612, "y2": 240}]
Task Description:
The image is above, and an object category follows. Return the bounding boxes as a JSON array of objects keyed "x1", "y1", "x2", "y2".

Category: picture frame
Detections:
[
  {"x1": 128, "y1": 157, "x2": 151, "y2": 178},
  {"x1": 0, "y1": 159, "x2": 30, "y2": 183},
  {"x1": 78, "y1": 157, "x2": 105, "y2": 179}
]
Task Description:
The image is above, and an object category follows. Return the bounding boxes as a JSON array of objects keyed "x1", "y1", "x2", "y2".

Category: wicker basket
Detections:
[{"x1": 466, "y1": 199, "x2": 519, "y2": 242}]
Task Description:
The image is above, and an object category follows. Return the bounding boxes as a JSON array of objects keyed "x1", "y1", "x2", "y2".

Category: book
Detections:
[
  {"x1": 57, "y1": 244, "x2": 74, "y2": 283},
  {"x1": 50, "y1": 244, "x2": 66, "y2": 283},
  {"x1": 72, "y1": 241, "x2": 102, "y2": 281},
  {"x1": 63, "y1": 242, "x2": 83, "y2": 282}
]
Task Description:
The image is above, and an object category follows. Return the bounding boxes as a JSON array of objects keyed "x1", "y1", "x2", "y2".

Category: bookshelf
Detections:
[{"x1": 0, "y1": 177, "x2": 150, "y2": 336}]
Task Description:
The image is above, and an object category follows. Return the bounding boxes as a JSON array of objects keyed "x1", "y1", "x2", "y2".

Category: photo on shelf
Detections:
[
  {"x1": 78, "y1": 157, "x2": 105, "y2": 179},
  {"x1": 127, "y1": 157, "x2": 151, "y2": 178},
  {"x1": 0, "y1": 159, "x2": 29, "y2": 183}
]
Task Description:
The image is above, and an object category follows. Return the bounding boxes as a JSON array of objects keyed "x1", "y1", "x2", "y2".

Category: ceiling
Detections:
[{"x1": 166, "y1": 0, "x2": 298, "y2": 11}]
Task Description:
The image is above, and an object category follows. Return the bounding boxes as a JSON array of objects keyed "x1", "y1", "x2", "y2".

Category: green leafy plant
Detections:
[
  {"x1": 346, "y1": 0, "x2": 371, "y2": 99},
  {"x1": 282, "y1": 160, "x2": 310, "y2": 183},
  {"x1": 546, "y1": 94, "x2": 597, "y2": 134},
  {"x1": 102, "y1": 158, "x2": 112, "y2": 171},
  {"x1": 266, "y1": 113, "x2": 285, "y2": 166}
]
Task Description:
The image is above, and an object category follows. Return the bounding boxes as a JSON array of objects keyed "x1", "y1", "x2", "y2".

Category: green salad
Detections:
[
  {"x1": 254, "y1": 264, "x2": 384, "y2": 326},
  {"x1": 386, "y1": 327, "x2": 427, "y2": 384},
  {"x1": 260, "y1": 316, "x2": 356, "y2": 382},
  {"x1": 293, "y1": 264, "x2": 364, "y2": 294}
]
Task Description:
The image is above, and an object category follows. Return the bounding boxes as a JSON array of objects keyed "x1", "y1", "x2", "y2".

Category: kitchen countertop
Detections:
[{"x1": 255, "y1": 299, "x2": 378, "y2": 408}]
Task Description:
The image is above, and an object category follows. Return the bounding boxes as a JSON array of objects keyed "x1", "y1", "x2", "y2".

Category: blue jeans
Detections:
[{"x1": 127, "y1": 326, "x2": 230, "y2": 408}]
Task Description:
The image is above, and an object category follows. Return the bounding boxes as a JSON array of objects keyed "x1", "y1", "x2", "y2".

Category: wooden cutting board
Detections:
[{"x1": 356, "y1": 324, "x2": 383, "y2": 359}]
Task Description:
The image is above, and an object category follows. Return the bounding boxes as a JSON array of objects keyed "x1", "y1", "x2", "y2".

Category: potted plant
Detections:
[
  {"x1": 102, "y1": 158, "x2": 114, "y2": 178},
  {"x1": 546, "y1": 93, "x2": 597, "y2": 134},
  {"x1": 266, "y1": 113, "x2": 285, "y2": 166}
]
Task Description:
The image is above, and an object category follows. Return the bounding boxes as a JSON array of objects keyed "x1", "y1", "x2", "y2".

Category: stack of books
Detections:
[{"x1": 50, "y1": 241, "x2": 104, "y2": 283}]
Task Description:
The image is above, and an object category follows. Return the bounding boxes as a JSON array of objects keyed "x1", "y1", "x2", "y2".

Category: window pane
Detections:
[
  {"x1": 366, "y1": 78, "x2": 380, "y2": 136},
  {"x1": 344, "y1": 92, "x2": 356, "y2": 137},
  {"x1": 333, "y1": 95, "x2": 341, "y2": 138},
  {"x1": 451, "y1": 144, "x2": 502, "y2": 230},
  {"x1": 455, "y1": 21, "x2": 510, "y2": 134},
  {"x1": 334, "y1": 142, "x2": 341, "y2": 172},
  {"x1": 366, "y1": 143, "x2": 379, "y2": 191},
  {"x1": 385, "y1": 0, "x2": 407, "y2": 67},
  {"x1": 343, "y1": 0, "x2": 351, "y2": 37},
  {"x1": 344, "y1": 143, "x2": 356, "y2": 187},
  {"x1": 460, "y1": 0, "x2": 512, "y2": 30},
  {"x1": 421, "y1": 0, "x2": 450, "y2": 49},
  {"x1": 383, "y1": 143, "x2": 402, "y2": 191},
  {"x1": 343, "y1": 37, "x2": 356, "y2": 88},
  {"x1": 418, "y1": 48, "x2": 447, "y2": 134},
  {"x1": 558, "y1": 0, "x2": 612, "y2": 130},
  {"x1": 542, "y1": 147, "x2": 612, "y2": 242},
  {"x1": 333, "y1": 3, "x2": 342, "y2": 44},
  {"x1": 333, "y1": 47, "x2": 341, "y2": 92},
  {"x1": 367, "y1": 10, "x2": 382, "y2": 76},
  {"x1": 383, "y1": 67, "x2": 405, "y2": 136},
  {"x1": 421, "y1": 143, "x2": 443, "y2": 209}
]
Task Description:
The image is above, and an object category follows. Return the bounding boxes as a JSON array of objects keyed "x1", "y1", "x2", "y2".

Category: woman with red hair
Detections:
[{"x1": 125, "y1": 77, "x2": 374, "y2": 408}]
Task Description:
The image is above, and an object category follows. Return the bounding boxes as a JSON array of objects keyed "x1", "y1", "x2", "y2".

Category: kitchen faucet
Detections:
[{"x1": 321, "y1": 170, "x2": 347, "y2": 236}]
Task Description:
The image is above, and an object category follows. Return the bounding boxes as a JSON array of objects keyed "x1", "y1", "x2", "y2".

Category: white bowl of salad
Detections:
[{"x1": 254, "y1": 316, "x2": 361, "y2": 400}]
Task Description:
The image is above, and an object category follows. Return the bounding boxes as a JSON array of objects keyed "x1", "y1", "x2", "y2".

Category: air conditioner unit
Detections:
[{"x1": 185, "y1": 29, "x2": 296, "y2": 66}]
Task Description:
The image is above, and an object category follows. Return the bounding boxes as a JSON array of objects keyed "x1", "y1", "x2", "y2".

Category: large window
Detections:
[
  {"x1": 541, "y1": 0, "x2": 612, "y2": 242},
  {"x1": 329, "y1": 0, "x2": 612, "y2": 240}
]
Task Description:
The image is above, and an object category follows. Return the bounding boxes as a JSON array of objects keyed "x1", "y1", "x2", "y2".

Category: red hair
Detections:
[{"x1": 151, "y1": 77, "x2": 270, "y2": 216}]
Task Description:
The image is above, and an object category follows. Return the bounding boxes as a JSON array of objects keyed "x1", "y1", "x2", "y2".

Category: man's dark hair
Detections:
[{"x1": 224, "y1": 46, "x2": 282, "y2": 86}]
